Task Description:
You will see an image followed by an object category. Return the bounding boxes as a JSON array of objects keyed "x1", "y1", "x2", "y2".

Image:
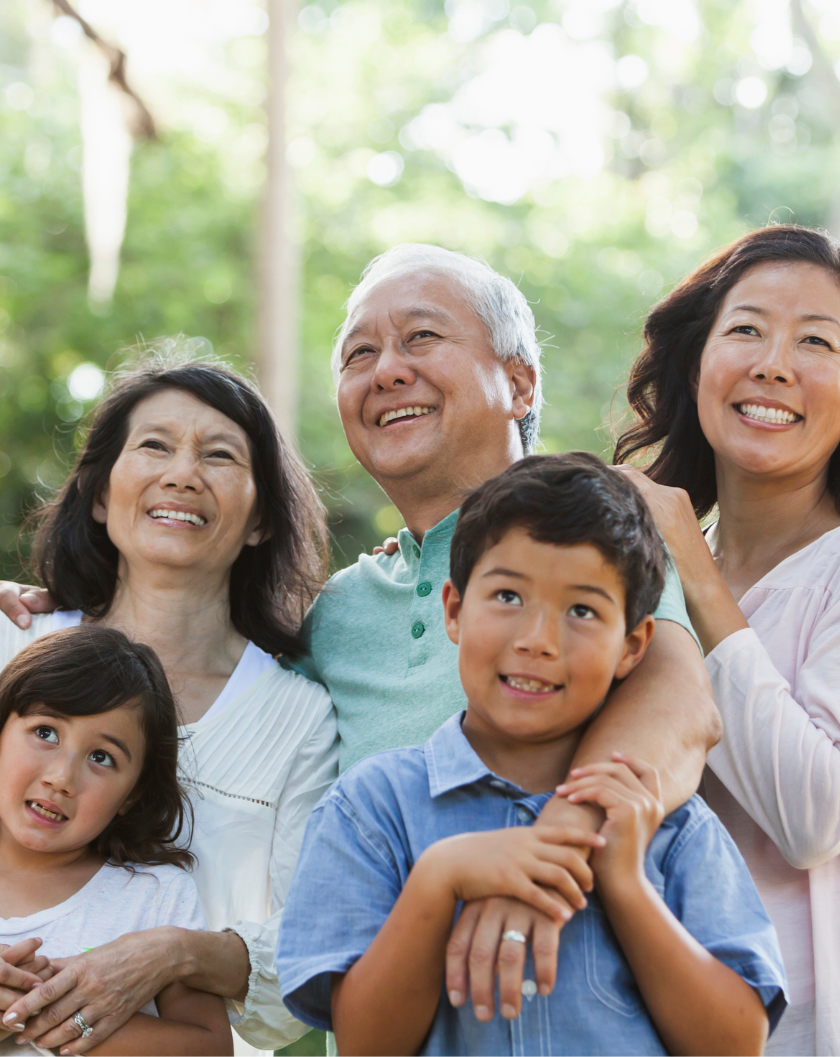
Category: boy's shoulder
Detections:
[{"x1": 648, "y1": 793, "x2": 745, "y2": 885}]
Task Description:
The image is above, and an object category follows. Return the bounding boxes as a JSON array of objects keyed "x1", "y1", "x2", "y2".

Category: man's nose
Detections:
[
  {"x1": 161, "y1": 449, "x2": 204, "y2": 492},
  {"x1": 371, "y1": 338, "x2": 416, "y2": 391}
]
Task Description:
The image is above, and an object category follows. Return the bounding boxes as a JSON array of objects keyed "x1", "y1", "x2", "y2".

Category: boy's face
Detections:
[
  {"x1": 443, "y1": 527, "x2": 654, "y2": 744},
  {"x1": 0, "y1": 705, "x2": 145, "y2": 861}
]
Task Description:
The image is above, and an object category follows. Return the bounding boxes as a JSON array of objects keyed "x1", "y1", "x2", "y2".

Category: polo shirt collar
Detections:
[{"x1": 397, "y1": 508, "x2": 461, "y2": 566}]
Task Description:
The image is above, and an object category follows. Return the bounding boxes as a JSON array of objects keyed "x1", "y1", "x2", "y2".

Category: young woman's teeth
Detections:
[
  {"x1": 379, "y1": 406, "x2": 434, "y2": 427},
  {"x1": 738, "y1": 404, "x2": 799, "y2": 425},
  {"x1": 504, "y1": 676, "x2": 557, "y2": 693},
  {"x1": 28, "y1": 801, "x2": 65, "y2": 821},
  {"x1": 149, "y1": 509, "x2": 206, "y2": 526}
]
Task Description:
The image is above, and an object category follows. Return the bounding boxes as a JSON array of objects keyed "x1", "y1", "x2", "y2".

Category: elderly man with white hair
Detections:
[{"x1": 287, "y1": 243, "x2": 720, "y2": 1018}]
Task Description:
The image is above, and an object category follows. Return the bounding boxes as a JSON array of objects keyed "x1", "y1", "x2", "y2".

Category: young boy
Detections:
[{"x1": 276, "y1": 453, "x2": 787, "y2": 1056}]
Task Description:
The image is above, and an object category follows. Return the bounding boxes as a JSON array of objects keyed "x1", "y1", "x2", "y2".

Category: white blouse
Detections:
[
  {"x1": 0, "y1": 613, "x2": 338, "y2": 1055},
  {"x1": 705, "y1": 525, "x2": 840, "y2": 1056}
]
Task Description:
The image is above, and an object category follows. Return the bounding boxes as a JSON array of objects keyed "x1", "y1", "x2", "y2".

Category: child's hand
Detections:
[
  {"x1": 556, "y1": 753, "x2": 664, "y2": 891},
  {"x1": 422, "y1": 825, "x2": 606, "y2": 924}
]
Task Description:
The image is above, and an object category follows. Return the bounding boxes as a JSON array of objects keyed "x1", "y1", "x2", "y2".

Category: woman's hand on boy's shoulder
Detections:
[{"x1": 555, "y1": 752, "x2": 664, "y2": 893}]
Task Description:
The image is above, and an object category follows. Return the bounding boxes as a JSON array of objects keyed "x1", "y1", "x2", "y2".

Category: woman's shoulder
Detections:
[
  {"x1": 0, "y1": 612, "x2": 54, "y2": 667},
  {"x1": 763, "y1": 525, "x2": 840, "y2": 594}
]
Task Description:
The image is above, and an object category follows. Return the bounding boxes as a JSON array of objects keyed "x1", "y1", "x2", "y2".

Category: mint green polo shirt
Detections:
[{"x1": 290, "y1": 509, "x2": 697, "y2": 773}]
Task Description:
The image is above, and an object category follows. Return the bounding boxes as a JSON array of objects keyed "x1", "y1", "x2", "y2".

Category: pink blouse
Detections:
[{"x1": 705, "y1": 525, "x2": 840, "y2": 1056}]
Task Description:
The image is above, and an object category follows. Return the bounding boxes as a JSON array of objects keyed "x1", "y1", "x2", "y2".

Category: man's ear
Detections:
[
  {"x1": 614, "y1": 614, "x2": 656, "y2": 680},
  {"x1": 442, "y1": 579, "x2": 463, "y2": 646},
  {"x1": 509, "y1": 359, "x2": 536, "y2": 421}
]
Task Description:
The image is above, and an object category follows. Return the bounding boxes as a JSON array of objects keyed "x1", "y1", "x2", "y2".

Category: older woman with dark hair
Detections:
[
  {"x1": 0, "y1": 343, "x2": 337, "y2": 1056},
  {"x1": 614, "y1": 225, "x2": 840, "y2": 1055}
]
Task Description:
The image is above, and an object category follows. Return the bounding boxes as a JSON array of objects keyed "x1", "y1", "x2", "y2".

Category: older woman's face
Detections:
[
  {"x1": 696, "y1": 261, "x2": 840, "y2": 484},
  {"x1": 93, "y1": 389, "x2": 262, "y2": 577}
]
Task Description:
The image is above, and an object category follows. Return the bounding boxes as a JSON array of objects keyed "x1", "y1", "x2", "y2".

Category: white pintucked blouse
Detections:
[
  {"x1": 0, "y1": 612, "x2": 339, "y2": 1056},
  {"x1": 704, "y1": 525, "x2": 840, "y2": 1056}
]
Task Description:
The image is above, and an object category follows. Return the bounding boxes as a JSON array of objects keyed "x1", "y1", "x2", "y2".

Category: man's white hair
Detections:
[{"x1": 332, "y1": 243, "x2": 543, "y2": 454}]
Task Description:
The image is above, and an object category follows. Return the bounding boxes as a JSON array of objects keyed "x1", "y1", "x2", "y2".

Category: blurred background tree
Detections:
[{"x1": 1, "y1": 0, "x2": 839, "y2": 575}]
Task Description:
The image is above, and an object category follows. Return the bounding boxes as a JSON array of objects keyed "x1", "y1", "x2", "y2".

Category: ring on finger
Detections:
[
  {"x1": 72, "y1": 1012, "x2": 93, "y2": 1039},
  {"x1": 501, "y1": 930, "x2": 527, "y2": 944}
]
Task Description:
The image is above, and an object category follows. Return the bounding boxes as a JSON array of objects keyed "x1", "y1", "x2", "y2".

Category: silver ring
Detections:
[
  {"x1": 73, "y1": 1013, "x2": 93, "y2": 1039},
  {"x1": 501, "y1": 929, "x2": 527, "y2": 944}
]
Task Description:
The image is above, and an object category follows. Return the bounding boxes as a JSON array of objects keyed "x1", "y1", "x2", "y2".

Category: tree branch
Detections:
[{"x1": 49, "y1": 0, "x2": 157, "y2": 139}]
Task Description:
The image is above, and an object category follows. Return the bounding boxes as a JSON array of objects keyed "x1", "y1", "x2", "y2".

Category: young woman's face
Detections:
[
  {"x1": 0, "y1": 706, "x2": 145, "y2": 859},
  {"x1": 696, "y1": 261, "x2": 840, "y2": 485},
  {"x1": 94, "y1": 389, "x2": 263, "y2": 578}
]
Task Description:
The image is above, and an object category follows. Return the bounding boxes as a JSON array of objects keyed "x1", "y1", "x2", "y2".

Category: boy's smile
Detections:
[{"x1": 443, "y1": 528, "x2": 653, "y2": 791}]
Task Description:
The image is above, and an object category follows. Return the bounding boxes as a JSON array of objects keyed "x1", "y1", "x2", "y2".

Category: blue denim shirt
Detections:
[{"x1": 278, "y1": 714, "x2": 787, "y2": 1056}]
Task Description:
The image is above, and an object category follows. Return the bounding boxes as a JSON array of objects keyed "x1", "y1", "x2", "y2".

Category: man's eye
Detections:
[
  {"x1": 570, "y1": 604, "x2": 595, "y2": 619},
  {"x1": 410, "y1": 330, "x2": 437, "y2": 340},
  {"x1": 88, "y1": 749, "x2": 115, "y2": 768},
  {"x1": 495, "y1": 589, "x2": 522, "y2": 605},
  {"x1": 343, "y1": 347, "x2": 375, "y2": 367},
  {"x1": 34, "y1": 725, "x2": 59, "y2": 744}
]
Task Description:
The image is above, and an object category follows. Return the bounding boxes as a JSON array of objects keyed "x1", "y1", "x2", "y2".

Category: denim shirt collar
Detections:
[{"x1": 424, "y1": 712, "x2": 536, "y2": 800}]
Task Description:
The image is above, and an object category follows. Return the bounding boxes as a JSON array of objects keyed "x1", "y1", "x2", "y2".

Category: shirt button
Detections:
[
  {"x1": 517, "y1": 807, "x2": 530, "y2": 823},
  {"x1": 490, "y1": 779, "x2": 506, "y2": 789},
  {"x1": 411, "y1": 621, "x2": 425, "y2": 639},
  {"x1": 521, "y1": 979, "x2": 537, "y2": 999},
  {"x1": 416, "y1": 581, "x2": 432, "y2": 596}
]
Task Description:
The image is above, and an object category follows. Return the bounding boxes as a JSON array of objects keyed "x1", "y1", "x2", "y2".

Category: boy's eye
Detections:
[
  {"x1": 88, "y1": 748, "x2": 115, "y2": 768},
  {"x1": 570, "y1": 604, "x2": 596, "y2": 619},
  {"x1": 495, "y1": 589, "x2": 522, "y2": 606},
  {"x1": 34, "y1": 725, "x2": 59, "y2": 744}
]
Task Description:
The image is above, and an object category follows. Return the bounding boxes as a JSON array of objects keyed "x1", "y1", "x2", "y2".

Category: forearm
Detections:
[
  {"x1": 572, "y1": 622, "x2": 719, "y2": 812},
  {"x1": 332, "y1": 858, "x2": 455, "y2": 1056},
  {"x1": 601, "y1": 877, "x2": 767, "y2": 1056},
  {"x1": 87, "y1": 1012, "x2": 230, "y2": 1056},
  {"x1": 176, "y1": 928, "x2": 251, "y2": 1003}
]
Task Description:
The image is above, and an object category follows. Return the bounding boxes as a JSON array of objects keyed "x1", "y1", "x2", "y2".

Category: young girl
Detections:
[{"x1": 0, "y1": 625, "x2": 232, "y2": 1056}]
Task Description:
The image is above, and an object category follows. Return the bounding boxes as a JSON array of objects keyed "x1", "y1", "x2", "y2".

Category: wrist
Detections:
[
  {"x1": 597, "y1": 868, "x2": 655, "y2": 913},
  {"x1": 414, "y1": 841, "x2": 463, "y2": 909},
  {"x1": 163, "y1": 926, "x2": 200, "y2": 985}
]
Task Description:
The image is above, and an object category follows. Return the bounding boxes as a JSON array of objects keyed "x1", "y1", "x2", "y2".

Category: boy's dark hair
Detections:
[
  {"x1": 0, "y1": 624, "x2": 193, "y2": 869},
  {"x1": 450, "y1": 452, "x2": 667, "y2": 630},
  {"x1": 614, "y1": 224, "x2": 840, "y2": 518}
]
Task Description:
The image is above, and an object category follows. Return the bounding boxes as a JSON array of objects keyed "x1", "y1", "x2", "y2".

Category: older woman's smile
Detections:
[
  {"x1": 147, "y1": 506, "x2": 208, "y2": 527},
  {"x1": 734, "y1": 401, "x2": 803, "y2": 428}
]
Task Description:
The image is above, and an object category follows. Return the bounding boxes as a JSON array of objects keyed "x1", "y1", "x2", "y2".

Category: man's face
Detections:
[{"x1": 336, "y1": 271, "x2": 534, "y2": 491}]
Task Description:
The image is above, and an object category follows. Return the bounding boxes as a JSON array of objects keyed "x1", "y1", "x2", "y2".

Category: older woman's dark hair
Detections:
[
  {"x1": 614, "y1": 225, "x2": 840, "y2": 518},
  {"x1": 32, "y1": 345, "x2": 328, "y2": 658},
  {"x1": 0, "y1": 625, "x2": 192, "y2": 868}
]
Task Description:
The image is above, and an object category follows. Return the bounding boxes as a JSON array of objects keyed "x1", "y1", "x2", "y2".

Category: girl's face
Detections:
[
  {"x1": 0, "y1": 705, "x2": 145, "y2": 861},
  {"x1": 93, "y1": 388, "x2": 263, "y2": 579},
  {"x1": 696, "y1": 261, "x2": 840, "y2": 485}
]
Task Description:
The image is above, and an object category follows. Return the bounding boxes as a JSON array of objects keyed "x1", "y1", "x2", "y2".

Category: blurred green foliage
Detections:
[{"x1": 2, "y1": 0, "x2": 840, "y2": 584}]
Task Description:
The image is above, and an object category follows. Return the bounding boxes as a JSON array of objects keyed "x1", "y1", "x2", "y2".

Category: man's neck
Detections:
[{"x1": 461, "y1": 712, "x2": 583, "y2": 795}]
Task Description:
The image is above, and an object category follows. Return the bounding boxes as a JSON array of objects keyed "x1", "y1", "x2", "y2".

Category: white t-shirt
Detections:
[{"x1": 0, "y1": 862, "x2": 206, "y2": 1055}]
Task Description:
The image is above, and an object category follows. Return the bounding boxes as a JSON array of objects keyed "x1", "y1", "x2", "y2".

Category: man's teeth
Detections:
[
  {"x1": 28, "y1": 801, "x2": 65, "y2": 821},
  {"x1": 149, "y1": 509, "x2": 206, "y2": 526},
  {"x1": 504, "y1": 675, "x2": 558, "y2": 693},
  {"x1": 379, "y1": 406, "x2": 434, "y2": 427},
  {"x1": 738, "y1": 403, "x2": 799, "y2": 425}
]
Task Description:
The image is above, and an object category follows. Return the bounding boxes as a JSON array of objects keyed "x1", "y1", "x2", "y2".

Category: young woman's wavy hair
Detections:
[
  {"x1": 0, "y1": 625, "x2": 192, "y2": 868},
  {"x1": 31, "y1": 341, "x2": 328, "y2": 657},
  {"x1": 614, "y1": 225, "x2": 840, "y2": 519}
]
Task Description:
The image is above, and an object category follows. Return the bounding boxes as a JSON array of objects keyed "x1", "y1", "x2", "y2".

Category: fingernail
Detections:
[
  {"x1": 475, "y1": 1005, "x2": 491, "y2": 1021},
  {"x1": 555, "y1": 784, "x2": 567, "y2": 793},
  {"x1": 539, "y1": 983, "x2": 551, "y2": 996},
  {"x1": 16, "y1": 1037, "x2": 27, "y2": 1045},
  {"x1": 29, "y1": 981, "x2": 41, "y2": 989},
  {"x1": 15, "y1": 615, "x2": 27, "y2": 629},
  {"x1": 448, "y1": 990, "x2": 463, "y2": 1007},
  {"x1": 501, "y1": 1003, "x2": 517, "y2": 1019},
  {"x1": 570, "y1": 768, "x2": 582, "y2": 776},
  {"x1": 3, "y1": 1014, "x2": 23, "y2": 1028},
  {"x1": 61, "y1": 1051, "x2": 71, "y2": 1056}
]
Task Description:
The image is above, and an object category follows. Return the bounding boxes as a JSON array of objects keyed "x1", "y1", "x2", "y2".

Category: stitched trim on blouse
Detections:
[{"x1": 190, "y1": 780, "x2": 275, "y2": 809}]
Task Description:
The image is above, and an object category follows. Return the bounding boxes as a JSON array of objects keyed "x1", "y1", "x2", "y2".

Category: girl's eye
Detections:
[
  {"x1": 570, "y1": 604, "x2": 595, "y2": 620},
  {"x1": 34, "y1": 725, "x2": 58, "y2": 744},
  {"x1": 88, "y1": 749, "x2": 115, "y2": 768},
  {"x1": 495, "y1": 589, "x2": 522, "y2": 605}
]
